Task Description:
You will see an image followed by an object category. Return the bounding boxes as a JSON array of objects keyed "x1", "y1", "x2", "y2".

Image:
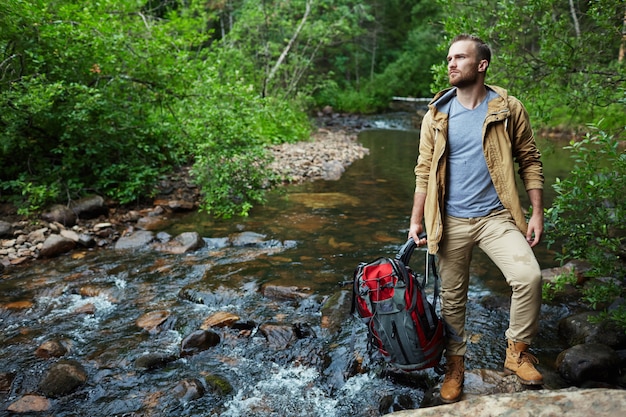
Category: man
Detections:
[{"x1": 408, "y1": 34, "x2": 544, "y2": 404}]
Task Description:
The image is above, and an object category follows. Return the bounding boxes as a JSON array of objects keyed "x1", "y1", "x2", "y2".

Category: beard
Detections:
[{"x1": 448, "y1": 69, "x2": 480, "y2": 88}]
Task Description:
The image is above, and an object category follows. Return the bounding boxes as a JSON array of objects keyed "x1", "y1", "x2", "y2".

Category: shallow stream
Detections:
[{"x1": 0, "y1": 113, "x2": 575, "y2": 416}]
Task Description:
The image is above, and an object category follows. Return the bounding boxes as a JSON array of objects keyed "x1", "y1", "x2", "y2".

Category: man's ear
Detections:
[{"x1": 478, "y1": 59, "x2": 489, "y2": 73}]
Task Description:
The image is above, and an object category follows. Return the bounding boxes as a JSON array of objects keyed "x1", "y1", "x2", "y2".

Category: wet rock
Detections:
[
  {"x1": 57, "y1": 229, "x2": 96, "y2": 247},
  {"x1": 35, "y1": 339, "x2": 70, "y2": 359},
  {"x1": 39, "y1": 234, "x2": 76, "y2": 258},
  {"x1": 321, "y1": 160, "x2": 345, "y2": 180},
  {"x1": 136, "y1": 215, "x2": 171, "y2": 231},
  {"x1": 163, "y1": 199, "x2": 195, "y2": 212},
  {"x1": 293, "y1": 322, "x2": 316, "y2": 339},
  {"x1": 136, "y1": 310, "x2": 171, "y2": 332},
  {"x1": 39, "y1": 359, "x2": 88, "y2": 397},
  {"x1": 0, "y1": 371, "x2": 16, "y2": 392},
  {"x1": 135, "y1": 353, "x2": 178, "y2": 371},
  {"x1": 556, "y1": 343, "x2": 620, "y2": 384},
  {"x1": 204, "y1": 373, "x2": 234, "y2": 395},
  {"x1": 7, "y1": 394, "x2": 51, "y2": 413},
  {"x1": 558, "y1": 311, "x2": 626, "y2": 348},
  {"x1": 201, "y1": 311, "x2": 241, "y2": 329},
  {"x1": 259, "y1": 323, "x2": 295, "y2": 348},
  {"x1": 157, "y1": 231, "x2": 204, "y2": 254},
  {"x1": 70, "y1": 195, "x2": 108, "y2": 218},
  {"x1": 180, "y1": 329, "x2": 220, "y2": 357},
  {"x1": 205, "y1": 237, "x2": 230, "y2": 249},
  {"x1": 262, "y1": 285, "x2": 311, "y2": 301},
  {"x1": 114, "y1": 230, "x2": 155, "y2": 250},
  {"x1": 320, "y1": 290, "x2": 352, "y2": 333},
  {"x1": 0, "y1": 220, "x2": 12, "y2": 237},
  {"x1": 172, "y1": 378, "x2": 205, "y2": 401},
  {"x1": 379, "y1": 394, "x2": 415, "y2": 414},
  {"x1": 230, "y1": 231, "x2": 266, "y2": 246},
  {"x1": 42, "y1": 204, "x2": 77, "y2": 226}
]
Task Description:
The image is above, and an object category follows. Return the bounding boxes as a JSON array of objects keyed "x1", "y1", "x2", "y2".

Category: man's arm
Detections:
[
  {"x1": 408, "y1": 192, "x2": 427, "y2": 246},
  {"x1": 526, "y1": 188, "x2": 543, "y2": 247}
]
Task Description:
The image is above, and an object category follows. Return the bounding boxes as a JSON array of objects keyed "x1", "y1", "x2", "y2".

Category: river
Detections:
[{"x1": 0, "y1": 113, "x2": 575, "y2": 416}]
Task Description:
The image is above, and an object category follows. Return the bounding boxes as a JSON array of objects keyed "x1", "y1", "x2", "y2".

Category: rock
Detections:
[
  {"x1": 262, "y1": 285, "x2": 311, "y2": 301},
  {"x1": 180, "y1": 329, "x2": 220, "y2": 357},
  {"x1": 0, "y1": 220, "x2": 12, "y2": 237},
  {"x1": 114, "y1": 230, "x2": 155, "y2": 250},
  {"x1": 35, "y1": 339, "x2": 70, "y2": 358},
  {"x1": 204, "y1": 373, "x2": 234, "y2": 395},
  {"x1": 321, "y1": 160, "x2": 345, "y2": 180},
  {"x1": 70, "y1": 195, "x2": 108, "y2": 218},
  {"x1": 556, "y1": 343, "x2": 620, "y2": 384},
  {"x1": 38, "y1": 359, "x2": 88, "y2": 397},
  {"x1": 135, "y1": 352, "x2": 178, "y2": 370},
  {"x1": 230, "y1": 231, "x2": 267, "y2": 246},
  {"x1": 259, "y1": 323, "x2": 295, "y2": 348},
  {"x1": 39, "y1": 234, "x2": 76, "y2": 258},
  {"x1": 7, "y1": 394, "x2": 51, "y2": 413},
  {"x1": 42, "y1": 204, "x2": 77, "y2": 226},
  {"x1": 136, "y1": 215, "x2": 171, "y2": 231},
  {"x1": 0, "y1": 371, "x2": 16, "y2": 392},
  {"x1": 172, "y1": 378, "x2": 205, "y2": 401},
  {"x1": 558, "y1": 311, "x2": 626, "y2": 348},
  {"x1": 201, "y1": 311, "x2": 241, "y2": 329},
  {"x1": 136, "y1": 310, "x2": 171, "y2": 332},
  {"x1": 320, "y1": 290, "x2": 352, "y2": 333},
  {"x1": 387, "y1": 388, "x2": 626, "y2": 417},
  {"x1": 157, "y1": 231, "x2": 204, "y2": 254}
]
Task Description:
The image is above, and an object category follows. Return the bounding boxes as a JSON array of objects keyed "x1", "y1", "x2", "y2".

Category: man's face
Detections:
[{"x1": 447, "y1": 40, "x2": 484, "y2": 88}]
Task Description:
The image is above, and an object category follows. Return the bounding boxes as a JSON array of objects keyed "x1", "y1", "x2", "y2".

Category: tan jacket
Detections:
[{"x1": 415, "y1": 85, "x2": 544, "y2": 254}]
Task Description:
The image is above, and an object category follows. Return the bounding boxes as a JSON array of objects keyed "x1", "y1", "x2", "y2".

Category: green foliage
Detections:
[
  {"x1": 544, "y1": 124, "x2": 625, "y2": 326},
  {"x1": 0, "y1": 0, "x2": 312, "y2": 217},
  {"x1": 542, "y1": 269, "x2": 577, "y2": 303},
  {"x1": 434, "y1": 0, "x2": 625, "y2": 128},
  {"x1": 545, "y1": 124, "x2": 626, "y2": 278},
  {"x1": 192, "y1": 146, "x2": 277, "y2": 219}
]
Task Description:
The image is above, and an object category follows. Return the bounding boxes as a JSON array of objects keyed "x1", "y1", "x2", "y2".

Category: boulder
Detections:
[
  {"x1": 180, "y1": 329, "x2": 220, "y2": 357},
  {"x1": 114, "y1": 230, "x2": 155, "y2": 250},
  {"x1": 39, "y1": 234, "x2": 76, "y2": 258},
  {"x1": 42, "y1": 204, "x2": 77, "y2": 226},
  {"x1": 388, "y1": 388, "x2": 626, "y2": 417},
  {"x1": 70, "y1": 195, "x2": 108, "y2": 218},
  {"x1": 556, "y1": 343, "x2": 620, "y2": 384},
  {"x1": 38, "y1": 359, "x2": 87, "y2": 397},
  {"x1": 0, "y1": 220, "x2": 12, "y2": 237}
]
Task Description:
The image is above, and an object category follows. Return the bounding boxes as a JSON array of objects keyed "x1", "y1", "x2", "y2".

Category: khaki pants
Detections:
[{"x1": 437, "y1": 210, "x2": 542, "y2": 356}]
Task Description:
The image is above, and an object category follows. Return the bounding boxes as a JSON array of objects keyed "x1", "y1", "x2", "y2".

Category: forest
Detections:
[{"x1": 1, "y1": 1, "x2": 625, "y2": 311}]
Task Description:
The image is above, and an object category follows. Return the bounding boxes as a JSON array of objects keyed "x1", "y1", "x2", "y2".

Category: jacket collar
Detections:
[{"x1": 429, "y1": 84, "x2": 509, "y2": 120}]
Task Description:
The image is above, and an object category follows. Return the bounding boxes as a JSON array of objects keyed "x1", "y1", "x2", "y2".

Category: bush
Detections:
[{"x1": 545, "y1": 123, "x2": 625, "y2": 326}]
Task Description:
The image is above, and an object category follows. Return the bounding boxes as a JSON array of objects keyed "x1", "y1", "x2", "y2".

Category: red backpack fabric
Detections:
[{"x1": 352, "y1": 238, "x2": 444, "y2": 372}]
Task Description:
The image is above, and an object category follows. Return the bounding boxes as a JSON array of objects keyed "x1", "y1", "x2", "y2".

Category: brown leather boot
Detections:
[
  {"x1": 504, "y1": 340, "x2": 543, "y2": 385},
  {"x1": 440, "y1": 355, "x2": 464, "y2": 403}
]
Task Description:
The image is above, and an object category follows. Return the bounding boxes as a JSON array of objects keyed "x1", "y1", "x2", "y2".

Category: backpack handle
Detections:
[
  {"x1": 396, "y1": 234, "x2": 441, "y2": 309},
  {"x1": 395, "y1": 232, "x2": 426, "y2": 265}
]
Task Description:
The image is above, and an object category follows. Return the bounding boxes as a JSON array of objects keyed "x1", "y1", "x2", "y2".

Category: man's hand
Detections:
[
  {"x1": 526, "y1": 212, "x2": 543, "y2": 247},
  {"x1": 409, "y1": 192, "x2": 428, "y2": 246},
  {"x1": 408, "y1": 223, "x2": 428, "y2": 247},
  {"x1": 526, "y1": 189, "x2": 544, "y2": 247}
]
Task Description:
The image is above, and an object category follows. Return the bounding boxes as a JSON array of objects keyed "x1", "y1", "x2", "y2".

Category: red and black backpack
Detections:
[{"x1": 352, "y1": 238, "x2": 444, "y2": 372}]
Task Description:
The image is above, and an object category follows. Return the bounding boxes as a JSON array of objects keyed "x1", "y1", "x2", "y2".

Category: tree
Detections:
[{"x1": 433, "y1": 0, "x2": 626, "y2": 128}]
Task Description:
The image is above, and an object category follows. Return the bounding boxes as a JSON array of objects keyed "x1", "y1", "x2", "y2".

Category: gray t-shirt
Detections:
[{"x1": 445, "y1": 90, "x2": 503, "y2": 218}]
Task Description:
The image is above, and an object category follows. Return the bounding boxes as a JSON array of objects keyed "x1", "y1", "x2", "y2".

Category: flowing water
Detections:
[{"x1": 0, "y1": 114, "x2": 575, "y2": 416}]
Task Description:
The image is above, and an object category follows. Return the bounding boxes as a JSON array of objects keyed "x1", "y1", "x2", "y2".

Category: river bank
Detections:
[{"x1": 0, "y1": 127, "x2": 368, "y2": 270}]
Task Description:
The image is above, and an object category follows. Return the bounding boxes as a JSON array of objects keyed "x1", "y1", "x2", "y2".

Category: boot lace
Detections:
[
  {"x1": 445, "y1": 362, "x2": 463, "y2": 380},
  {"x1": 518, "y1": 351, "x2": 539, "y2": 366}
]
